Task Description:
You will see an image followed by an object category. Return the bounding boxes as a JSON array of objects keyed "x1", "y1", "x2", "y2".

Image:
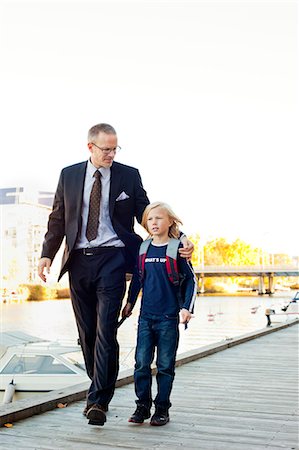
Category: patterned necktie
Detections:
[{"x1": 86, "y1": 170, "x2": 102, "y2": 242}]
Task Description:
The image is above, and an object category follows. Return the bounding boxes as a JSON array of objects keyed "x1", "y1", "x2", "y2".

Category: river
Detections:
[{"x1": 0, "y1": 291, "x2": 294, "y2": 401}]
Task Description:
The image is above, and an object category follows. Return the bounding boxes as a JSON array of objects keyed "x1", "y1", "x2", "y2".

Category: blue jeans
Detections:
[{"x1": 134, "y1": 313, "x2": 179, "y2": 410}]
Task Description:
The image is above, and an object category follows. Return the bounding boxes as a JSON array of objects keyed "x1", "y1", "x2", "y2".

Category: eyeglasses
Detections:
[{"x1": 91, "y1": 143, "x2": 121, "y2": 154}]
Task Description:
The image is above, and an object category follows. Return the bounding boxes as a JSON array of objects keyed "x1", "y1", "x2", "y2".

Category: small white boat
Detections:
[
  {"x1": 0, "y1": 331, "x2": 89, "y2": 394},
  {"x1": 265, "y1": 293, "x2": 299, "y2": 325},
  {"x1": 291, "y1": 291, "x2": 299, "y2": 301}
]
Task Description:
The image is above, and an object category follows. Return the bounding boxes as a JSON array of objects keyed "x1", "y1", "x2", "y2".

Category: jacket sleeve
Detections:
[
  {"x1": 133, "y1": 169, "x2": 150, "y2": 224},
  {"x1": 178, "y1": 251, "x2": 197, "y2": 313},
  {"x1": 126, "y1": 262, "x2": 142, "y2": 309},
  {"x1": 41, "y1": 170, "x2": 66, "y2": 260}
]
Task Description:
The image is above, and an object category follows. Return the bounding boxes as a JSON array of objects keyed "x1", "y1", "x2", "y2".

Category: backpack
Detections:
[{"x1": 138, "y1": 238, "x2": 186, "y2": 303}]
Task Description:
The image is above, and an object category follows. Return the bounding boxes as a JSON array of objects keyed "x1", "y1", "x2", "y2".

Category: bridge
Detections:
[{"x1": 193, "y1": 264, "x2": 299, "y2": 294}]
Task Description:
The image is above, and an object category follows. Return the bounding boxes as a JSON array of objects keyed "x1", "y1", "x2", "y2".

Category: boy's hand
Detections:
[
  {"x1": 122, "y1": 302, "x2": 133, "y2": 318},
  {"x1": 180, "y1": 308, "x2": 192, "y2": 325}
]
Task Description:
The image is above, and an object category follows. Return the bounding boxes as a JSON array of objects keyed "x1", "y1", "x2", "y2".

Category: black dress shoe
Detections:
[
  {"x1": 83, "y1": 403, "x2": 108, "y2": 416},
  {"x1": 86, "y1": 404, "x2": 107, "y2": 426},
  {"x1": 83, "y1": 404, "x2": 93, "y2": 416}
]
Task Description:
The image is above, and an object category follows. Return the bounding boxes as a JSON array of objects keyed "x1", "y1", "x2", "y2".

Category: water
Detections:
[{"x1": 0, "y1": 291, "x2": 294, "y2": 401}]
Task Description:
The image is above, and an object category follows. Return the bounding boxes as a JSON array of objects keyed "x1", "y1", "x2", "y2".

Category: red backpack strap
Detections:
[
  {"x1": 138, "y1": 239, "x2": 152, "y2": 281},
  {"x1": 165, "y1": 238, "x2": 180, "y2": 286}
]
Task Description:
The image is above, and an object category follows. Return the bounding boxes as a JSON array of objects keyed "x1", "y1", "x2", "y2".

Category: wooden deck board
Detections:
[{"x1": 1, "y1": 324, "x2": 298, "y2": 449}]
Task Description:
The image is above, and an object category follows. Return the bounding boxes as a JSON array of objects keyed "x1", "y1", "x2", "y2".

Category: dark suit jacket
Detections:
[{"x1": 41, "y1": 161, "x2": 150, "y2": 280}]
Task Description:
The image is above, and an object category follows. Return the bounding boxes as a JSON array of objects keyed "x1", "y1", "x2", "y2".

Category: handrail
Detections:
[{"x1": 193, "y1": 264, "x2": 299, "y2": 271}]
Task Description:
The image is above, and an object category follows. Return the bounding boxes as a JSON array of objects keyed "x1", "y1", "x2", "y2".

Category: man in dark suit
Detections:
[{"x1": 38, "y1": 123, "x2": 193, "y2": 426}]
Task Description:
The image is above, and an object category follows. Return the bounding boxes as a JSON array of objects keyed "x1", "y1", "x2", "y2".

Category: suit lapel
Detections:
[{"x1": 109, "y1": 162, "x2": 122, "y2": 216}]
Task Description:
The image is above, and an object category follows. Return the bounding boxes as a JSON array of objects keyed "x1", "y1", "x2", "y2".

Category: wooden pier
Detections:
[{"x1": 1, "y1": 321, "x2": 298, "y2": 449}]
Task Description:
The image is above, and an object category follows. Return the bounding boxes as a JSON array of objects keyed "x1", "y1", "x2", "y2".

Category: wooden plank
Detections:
[
  {"x1": 1, "y1": 319, "x2": 297, "y2": 427},
  {"x1": 0, "y1": 323, "x2": 298, "y2": 450}
]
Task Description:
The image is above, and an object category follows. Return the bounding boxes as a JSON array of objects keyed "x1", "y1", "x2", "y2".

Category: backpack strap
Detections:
[
  {"x1": 165, "y1": 238, "x2": 181, "y2": 286},
  {"x1": 139, "y1": 238, "x2": 153, "y2": 280},
  {"x1": 138, "y1": 237, "x2": 181, "y2": 287}
]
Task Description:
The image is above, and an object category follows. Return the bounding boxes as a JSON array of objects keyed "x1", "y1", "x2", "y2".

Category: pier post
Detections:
[
  {"x1": 199, "y1": 274, "x2": 205, "y2": 294},
  {"x1": 258, "y1": 275, "x2": 266, "y2": 295},
  {"x1": 268, "y1": 274, "x2": 274, "y2": 294}
]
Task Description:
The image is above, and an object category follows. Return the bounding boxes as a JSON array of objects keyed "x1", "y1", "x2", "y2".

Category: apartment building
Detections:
[{"x1": 0, "y1": 187, "x2": 54, "y2": 285}]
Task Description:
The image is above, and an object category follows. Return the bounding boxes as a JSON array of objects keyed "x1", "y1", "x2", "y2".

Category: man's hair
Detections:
[
  {"x1": 141, "y1": 201, "x2": 183, "y2": 239},
  {"x1": 88, "y1": 123, "x2": 117, "y2": 142}
]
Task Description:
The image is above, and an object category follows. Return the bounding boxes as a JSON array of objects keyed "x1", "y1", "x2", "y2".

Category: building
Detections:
[{"x1": 0, "y1": 187, "x2": 55, "y2": 286}]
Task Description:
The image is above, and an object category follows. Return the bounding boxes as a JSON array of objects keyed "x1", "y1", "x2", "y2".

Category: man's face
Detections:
[{"x1": 88, "y1": 132, "x2": 118, "y2": 168}]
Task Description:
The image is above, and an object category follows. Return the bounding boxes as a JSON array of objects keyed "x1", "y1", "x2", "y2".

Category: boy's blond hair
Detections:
[{"x1": 141, "y1": 201, "x2": 183, "y2": 239}]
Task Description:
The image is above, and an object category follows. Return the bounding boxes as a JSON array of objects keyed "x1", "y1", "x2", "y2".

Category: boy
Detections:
[{"x1": 122, "y1": 201, "x2": 197, "y2": 426}]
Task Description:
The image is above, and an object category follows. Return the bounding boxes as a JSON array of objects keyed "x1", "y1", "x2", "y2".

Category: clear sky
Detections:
[{"x1": 0, "y1": 0, "x2": 298, "y2": 255}]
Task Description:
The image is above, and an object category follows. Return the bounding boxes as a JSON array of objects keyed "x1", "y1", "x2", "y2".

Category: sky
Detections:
[{"x1": 0, "y1": 0, "x2": 298, "y2": 256}]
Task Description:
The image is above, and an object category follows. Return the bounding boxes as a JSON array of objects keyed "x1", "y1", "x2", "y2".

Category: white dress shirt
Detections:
[{"x1": 75, "y1": 160, "x2": 125, "y2": 248}]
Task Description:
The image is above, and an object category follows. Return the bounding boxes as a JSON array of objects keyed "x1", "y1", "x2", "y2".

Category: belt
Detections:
[{"x1": 74, "y1": 246, "x2": 118, "y2": 256}]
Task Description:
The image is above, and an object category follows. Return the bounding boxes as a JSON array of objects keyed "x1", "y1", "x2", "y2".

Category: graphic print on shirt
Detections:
[{"x1": 145, "y1": 257, "x2": 166, "y2": 263}]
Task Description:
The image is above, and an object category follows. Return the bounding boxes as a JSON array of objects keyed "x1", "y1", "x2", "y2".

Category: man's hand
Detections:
[
  {"x1": 38, "y1": 257, "x2": 52, "y2": 282},
  {"x1": 121, "y1": 302, "x2": 133, "y2": 318},
  {"x1": 179, "y1": 236, "x2": 194, "y2": 260}
]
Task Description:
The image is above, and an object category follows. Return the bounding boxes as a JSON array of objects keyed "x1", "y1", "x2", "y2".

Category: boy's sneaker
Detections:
[
  {"x1": 150, "y1": 407, "x2": 169, "y2": 426},
  {"x1": 128, "y1": 405, "x2": 151, "y2": 423}
]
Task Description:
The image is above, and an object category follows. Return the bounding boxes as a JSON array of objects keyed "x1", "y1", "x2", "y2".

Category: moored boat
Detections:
[
  {"x1": 0, "y1": 331, "x2": 89, "y2": 396},
  {"x1": 265, "y1": 292, "x2": 299, "y2": 326}
]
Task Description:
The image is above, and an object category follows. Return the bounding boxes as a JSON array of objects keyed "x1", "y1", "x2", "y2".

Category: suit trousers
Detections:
[{"x1": 68, "y1": 247, "x2": 126, "y2": 406}]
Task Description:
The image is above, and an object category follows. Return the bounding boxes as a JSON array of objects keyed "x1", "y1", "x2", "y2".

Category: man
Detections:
[{"x1": 38, "y1": 123, "x2": 193, "y2": 426}]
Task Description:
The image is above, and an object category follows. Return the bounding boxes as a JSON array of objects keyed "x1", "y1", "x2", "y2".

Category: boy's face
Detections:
[{"x1": 147, "y1": 207, "x2": 173, "y2": 239}]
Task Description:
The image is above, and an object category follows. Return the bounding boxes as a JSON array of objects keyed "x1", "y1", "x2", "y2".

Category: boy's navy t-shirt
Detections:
[{"x1": 140, "y1": 243, "x2": 180, "y2": 316}]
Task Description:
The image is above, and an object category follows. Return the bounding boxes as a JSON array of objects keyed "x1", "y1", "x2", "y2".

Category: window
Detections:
[{"x1": 1, "y1": 354, "x2": 77, "y2": 375}]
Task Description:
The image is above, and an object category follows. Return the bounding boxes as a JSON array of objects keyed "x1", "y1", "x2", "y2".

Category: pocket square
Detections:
[{"x1": 116, "y1": 191, "x2": 130, "y2": 201}]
